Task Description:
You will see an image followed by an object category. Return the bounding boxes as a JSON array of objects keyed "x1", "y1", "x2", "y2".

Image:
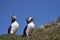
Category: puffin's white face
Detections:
[
  {"x1": 12, "y1": 16, "x2": 16, "y2": 20},
  {"x1": 27, "y1": 17, "x2": 34, "y2": 23}
]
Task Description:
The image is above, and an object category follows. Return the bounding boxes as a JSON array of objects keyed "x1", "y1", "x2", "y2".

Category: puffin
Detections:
[
  {"x1": 23, "y1": 17, "x2": 35, "y2": 37},
  {"x1": 8, "y1": 15, "x2": 19, "y2": 34}
]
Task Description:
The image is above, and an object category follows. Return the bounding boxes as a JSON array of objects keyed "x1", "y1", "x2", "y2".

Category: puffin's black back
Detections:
[
  {"x1": 8, "y1": 26, "x2": 11, "y2": 34},
  {"x1": 23, "y1": 25, "x2": 28, "y2": 36}
]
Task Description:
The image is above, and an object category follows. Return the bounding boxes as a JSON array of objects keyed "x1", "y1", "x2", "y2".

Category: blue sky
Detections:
[{"x1": 0, "y1": 0, "x2": 60, "y2": 35}]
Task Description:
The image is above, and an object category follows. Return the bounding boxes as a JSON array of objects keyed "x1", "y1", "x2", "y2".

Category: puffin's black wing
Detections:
[
  {"x1": 8, "y1": 26, "x2": 11, "y2": 34},
  {"x1": 23, "y1": 25, "x2": 27, "y2": 36}
]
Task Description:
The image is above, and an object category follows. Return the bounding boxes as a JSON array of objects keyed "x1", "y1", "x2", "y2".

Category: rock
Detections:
[{"x1": 57, "y1": 16, "x2": 60, "y2": 22}]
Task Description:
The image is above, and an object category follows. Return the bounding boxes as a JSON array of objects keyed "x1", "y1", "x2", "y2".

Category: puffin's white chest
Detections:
[
  {"x1": 10, "y1": 21, "x2": 19, "y2": 33},
  {"x1": 27, "y1": 22, "x2": 35, "y2": 29},
  {"x1": 26, "y1": 22, "x2": 35, "y2": 34}
]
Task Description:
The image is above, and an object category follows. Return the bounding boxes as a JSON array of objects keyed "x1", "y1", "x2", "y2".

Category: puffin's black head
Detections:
[
  {"x1": 26, "y1": 17, "x2": 34, "y2": 23},
  {"x1": 12, "y1": 15, "x2": 16, "y2": 23}
]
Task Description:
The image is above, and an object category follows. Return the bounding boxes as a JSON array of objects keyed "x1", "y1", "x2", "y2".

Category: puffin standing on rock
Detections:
[
  {"x1": 23, "y1": 17, "x2": 35, "y2": 37},
  {"x1": 8, "y1": 15, "x2": 19, "y2": 34}
]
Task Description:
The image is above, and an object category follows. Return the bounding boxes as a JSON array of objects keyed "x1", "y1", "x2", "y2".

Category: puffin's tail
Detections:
[{"x1": 22, "y1": 34, "x2": 27, "y2": 37}]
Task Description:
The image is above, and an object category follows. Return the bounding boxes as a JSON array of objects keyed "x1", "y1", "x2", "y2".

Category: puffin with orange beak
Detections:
[
  {"x1": 8, "y1": 15, "x2": 19, "y2": 34},
  {"x1": 23, "y1": 17, "x2": 35, "y2": 37}
]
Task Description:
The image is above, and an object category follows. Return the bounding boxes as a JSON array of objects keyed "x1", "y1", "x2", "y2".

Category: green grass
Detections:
[{"x1": 0, "y1": 28, "x2": 60, "y2": 40}]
